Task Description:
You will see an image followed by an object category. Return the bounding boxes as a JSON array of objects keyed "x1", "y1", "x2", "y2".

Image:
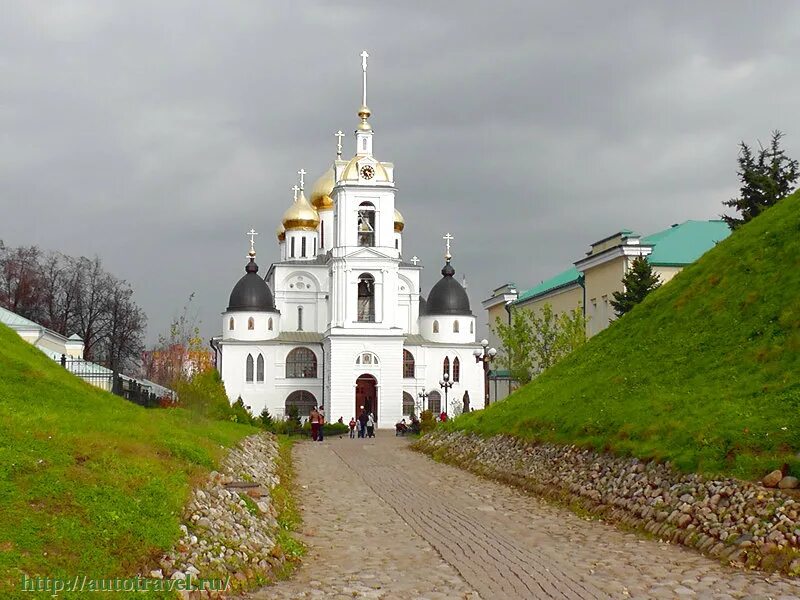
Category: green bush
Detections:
[
  {"x1": 420, "y1": 409, "x2": 437, "y2": 434},
  {"x1": 174, "y1": 369, "x2": 235, "y2": 421},
  {"x1": 323, "y1": 422, "x2": 349, "y2": 436}
]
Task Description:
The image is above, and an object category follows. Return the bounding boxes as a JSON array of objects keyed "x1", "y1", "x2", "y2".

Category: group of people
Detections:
[
  {"x1": 348, "y1": 407, "x2": 375, "y2": 438},
  {"x1": 308, "y1": 406, "x2": 326, "y2": 442}
]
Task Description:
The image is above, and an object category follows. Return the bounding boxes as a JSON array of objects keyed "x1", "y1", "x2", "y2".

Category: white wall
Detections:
[
  {"x1": 222, "y1": 311, "x2": 280, "y2": 341},
  {"x1": 419, "y1": 315, "x2": 477, "y2": 344}
]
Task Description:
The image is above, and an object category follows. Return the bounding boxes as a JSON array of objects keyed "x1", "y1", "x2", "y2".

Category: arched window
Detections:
[
  {"x1": 357, "y1": 202, "x2": 375, "y2": 247},
  {"x1": 321, "y1": 224, "x2": 325, "y2": 249},
  {"x1": 297, "y1": 306, "x2": 303, "y2": 331},
  {"x1": 403, "y1": 349, "x2": 415, "y2": 378},
  {"x1": 285, "y1": 390, "x2": 317, "y2": 419},
  {"x1": 443, "y1": 356, "x2": 450, "y2": 378},
  {"x1": 268, "y1": 317, "x2": 273, "y2": 331},
  {"x1": 248, "y1": 317, "x2": 255, "y2": 330},
  {"x1": 453, "y1": 357, "x2": 460, "y2": 382},
  {"x1": 286, "y1": 347, "x2": 317, "y2": 378},
  {"x1": 470, "y1": 321, "x2": 474, "y2": 334},
  {"x1": 428, "y1": 391, "x2": 442, "y2": 414},
  {"x1": 357, "y1": 273, "x2": 375, "y2": 322},
  {"x1": 257, "y1": 354, "x2": 264, "y2": 382},
  {"x1": 246, "y1": 354, "x2": 254, "y2": 382},
  {"x1": 290, "y1": 237, "x2": 296, "y2": 258},
  {"x1": 301, "y1": 236, "x2": 307, "y2": 258},
  {"x1": 229, "y1": 317, "x2": 234, "y2": 330},
  {"x1": 432, "y1": 320, "x2": 439, "y2": 333},
  {"x1": 402, "y1": 391, "x2": 415, "y2": 416},
  {"x1": 355, "y1": 352, "x2": 379, "y2": 365},
  {"x1": 453, "y1": 320, "x2": 460, "y2": 333}
]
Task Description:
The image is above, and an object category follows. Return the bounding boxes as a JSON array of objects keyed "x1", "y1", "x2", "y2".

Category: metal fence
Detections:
[{"x1": 59, "y1": 355, "x2": 174, "y2": 408}]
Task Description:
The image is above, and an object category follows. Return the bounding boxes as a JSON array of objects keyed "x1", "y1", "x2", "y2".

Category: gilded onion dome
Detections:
[
  {"x1": 309, "y1": 167, "x2": 335, "y2": 211},
  {"x1": 282, "y1": 191, "x2": 320, "y2": 231},
  {"x1": 394, "y1": 208, "x2": 405, "y2": 232},
  {"x1": 276, "y1": 223, "x2": 285, "y2": 242}
]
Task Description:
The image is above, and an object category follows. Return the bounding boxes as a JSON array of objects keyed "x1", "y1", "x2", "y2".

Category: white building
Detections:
[{"x1": 210, "y1": 52, "x2": 484, "y2": 428}]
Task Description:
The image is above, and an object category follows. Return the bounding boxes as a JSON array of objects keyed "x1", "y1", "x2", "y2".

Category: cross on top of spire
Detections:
[
  {"x1": 246, "y1": 228, "x2": 258, "y2": 258},
  {"x1": 292, "y1": 185, "x2": 299, "y2": 201},
  {"x1": 443, "y1": 232, "x2": 454, "y2": 260},
  {"x1": 297, "y1": 168, "x2": 307, "y2": 191},
  {"x1": 335, "y1": 130, "x2": 344, "y2": 158},
  {"x1": 410, "y1": 256, "x2": 420, "y2": 266},
  {"x1": 357, "y1": 50, "x2": 372, "y2": 131}
]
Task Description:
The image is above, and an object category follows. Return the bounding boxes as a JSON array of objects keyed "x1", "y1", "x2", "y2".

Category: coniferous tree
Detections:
[
  {"x1": 722, "y1": 130, "x2": 799, "y2": 229},
  {"x1": 610, "y1": 257, "x2": 661, "y2": 317}
]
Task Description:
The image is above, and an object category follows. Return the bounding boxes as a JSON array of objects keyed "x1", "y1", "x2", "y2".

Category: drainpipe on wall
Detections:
[
  {"x1": 504, "y1": 300, "x2": 513, "y2": 398},
  {"x1": 320, "y1": 342, "x2": 326, "y2": 409}
]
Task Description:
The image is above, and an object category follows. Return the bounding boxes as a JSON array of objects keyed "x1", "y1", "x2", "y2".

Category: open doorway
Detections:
[{"x1": 355, "y1": 374, "x2": 378, "y2": 422}]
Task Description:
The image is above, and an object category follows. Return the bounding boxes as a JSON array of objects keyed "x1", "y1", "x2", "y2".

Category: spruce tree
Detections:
[
  {"x1": 722, "y1": 130, "x2": 799, "y2": 229},
  {"x1": 610, "y1": 257, "x2": 661, "y2": 317}
]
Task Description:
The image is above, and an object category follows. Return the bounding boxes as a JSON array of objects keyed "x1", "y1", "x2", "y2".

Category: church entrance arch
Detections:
[{"x1": 355, "y1": 374, "x2": 378, "y2": 422}]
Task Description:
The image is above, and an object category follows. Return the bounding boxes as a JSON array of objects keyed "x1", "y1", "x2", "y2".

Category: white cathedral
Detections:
[{"x1": 210, "y1": 52, "x2": 485, "y2": 428}]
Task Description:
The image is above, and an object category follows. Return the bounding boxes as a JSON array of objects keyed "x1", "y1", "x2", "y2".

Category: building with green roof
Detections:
[{"x1": 508, "y1": 220, "x2": 729, "y2": 338}]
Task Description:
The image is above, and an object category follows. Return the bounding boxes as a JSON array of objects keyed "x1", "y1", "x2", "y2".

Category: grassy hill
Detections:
[
  {"x1": 0, "y1": 323, "x2": 256, "y2": 597},
  {"x1": 452, "y1": 190, "x2": 800, "y2": 481}
]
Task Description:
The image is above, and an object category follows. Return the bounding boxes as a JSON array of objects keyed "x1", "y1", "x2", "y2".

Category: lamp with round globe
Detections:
[
  {"x1": 417, "y1": 389, "x2": 429, "y2": 413},
  {"x1": 439, "y1": 371, "x2": 454, "y2": 418},
  {"x1": 474, "y1": 338, "x2": 497, "y2": 408}
]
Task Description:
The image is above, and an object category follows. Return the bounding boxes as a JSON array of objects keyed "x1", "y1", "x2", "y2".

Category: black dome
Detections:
[
  {"x1": 426, "y1": 260, "x2": 472, "y2": 316},
  {"x1": 227, "y1": 258, "x2": 276, "y2": 312}
]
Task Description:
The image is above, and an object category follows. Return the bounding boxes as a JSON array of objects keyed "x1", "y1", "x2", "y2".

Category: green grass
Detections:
[
  {"x1": 0, "y1": 323, "x2": 257, "y2": 598},
  {"x1": 450, "y1": 190, "x2": 800, "y2": 481},
  {"x1": 270, "y1": 436, "x2": 305, "y2": 577}
]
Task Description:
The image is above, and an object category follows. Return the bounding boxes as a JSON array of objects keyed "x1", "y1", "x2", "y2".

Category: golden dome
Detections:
[
  {"x1": 394, "y1": 208, "x2": 405, "y2": 233},
  {"x1": 282, "y1": 191, "x2": 320, "y2": 231},
  {"x1": 309, "y1": 167, "x2": 335, "y2": 211},
  {"x1": 276, "y1": 223, "x2": 285, "y2": 242}
]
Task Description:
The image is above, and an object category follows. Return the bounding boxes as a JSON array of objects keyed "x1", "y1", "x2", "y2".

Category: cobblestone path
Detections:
[{"x1": 244, "y1": 435, "x2": 800, "y2": 600}]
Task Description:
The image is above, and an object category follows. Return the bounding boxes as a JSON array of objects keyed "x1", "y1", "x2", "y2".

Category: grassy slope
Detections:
[
  {"x1": 453, "y1": 190, "x2": 800, "y2": 480},
  {"x1": 0, "y1": 323, "x2": 256, "y2": 597}
]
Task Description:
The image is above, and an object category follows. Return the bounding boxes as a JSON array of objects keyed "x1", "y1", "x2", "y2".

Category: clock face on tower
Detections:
[{"x1": 359, "y1": 165, "x2": 375, "y2": 180}]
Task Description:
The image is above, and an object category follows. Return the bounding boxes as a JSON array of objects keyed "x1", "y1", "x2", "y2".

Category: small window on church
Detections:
[
  {"x1": 313, "y1": 238, "x2": 317, "y2": 255},
  {"x1": 268, "y1": 317, "x2": 273, "y2": 331},
  {"x1": 246, "y1": 354, "x2": 254, "y2": 382},
  {"x1": 433, "y1": 320, "x2": 439, "y2": 333},
  {"x1": 357, "y1": 202, "x2": 375, "y2": 247},
  {"x1": 290, "y1": 237, "x2": 296, "y2": 258},
  {"x1": 257, "y1": 354, "x2": 264, "y2": 382},
  {"x1": 301, "y1": 237, "x2": 306, "y2": 258},
  {"x1": 453, "y1": 320, "x2": 459, "y2": 333},
  {"x1": 357, "y1": 273, "x2": 375, "y2": 322},
  {"x1": 395, "y1": 239, "x2": 398, "y2": 249},
  {"x1": 362, "y1": 137, "x2": 367, "y2": 151},
  {"x1": 229, "y1": 317, "x2": 234, "y2": 331},
  {"x1": 470, "y1": 321, "x2": 474, "y2": 334},
  {"x1": 297, "y1": 306, "x2": 303, "y2": 331},
  {"x1": 321, "y1": 224, "x2": 324, "y2": 249},
  {"x1": 453, "y1": 357, "x2": 460, "y2": 382},
  {"x1": 443, "y1": 357, "x2": 450, "y2": 379},
  {"x1": 248, "y1": 317, "x2": 254, "y2": 330}
]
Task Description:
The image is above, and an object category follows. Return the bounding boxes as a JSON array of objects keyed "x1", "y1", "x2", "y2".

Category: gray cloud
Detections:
[{"x1": 2, "y1": 1, "x2": 799, "y2": 342}]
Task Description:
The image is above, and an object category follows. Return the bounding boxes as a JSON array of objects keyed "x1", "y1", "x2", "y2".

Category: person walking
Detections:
[
  {"x1": 349, "y1": 417, "x2": 357, "y2": 439},
  {"x1": 366, "y1": 412, "x2": 375, "y2": 438},
  {"x1": 358, "y1": 407, "x2": 368, "y2": 438},
  {"x1": 309, "y1": 407, "x2": 321, "y2": 441},
  {"x1": 318, "y1": 406, "x2": 325, "y2": 442}
]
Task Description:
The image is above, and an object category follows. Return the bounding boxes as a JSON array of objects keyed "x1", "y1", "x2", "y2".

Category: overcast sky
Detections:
[{"x1": 2, "y1": 1, "x2": 799, "y2": 343}]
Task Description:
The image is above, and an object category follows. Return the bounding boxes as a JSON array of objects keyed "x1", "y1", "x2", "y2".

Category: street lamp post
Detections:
[
  {"x1": 473, "y1": 338, "x2": 497, "y2": 408},
  {"x1": 417, "y1": 390, "x2": 429, "y2": 413},
  {"x1": 439, "y1": 372, "x2": 453, "y2": 417}
]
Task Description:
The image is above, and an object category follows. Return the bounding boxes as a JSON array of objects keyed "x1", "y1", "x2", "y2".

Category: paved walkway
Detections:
[{"x1": 244, "y1": 434, "x2": 800, "y2": 600}]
